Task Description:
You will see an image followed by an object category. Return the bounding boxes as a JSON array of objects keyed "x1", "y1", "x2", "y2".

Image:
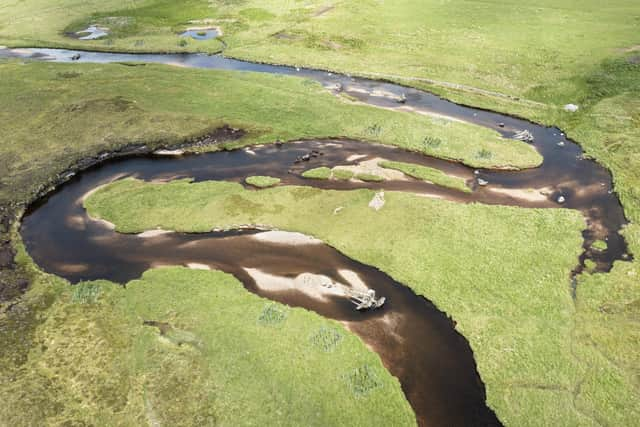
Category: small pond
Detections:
[{"x1": 180, "y1": 28, "x2": 219, "y2": 40}]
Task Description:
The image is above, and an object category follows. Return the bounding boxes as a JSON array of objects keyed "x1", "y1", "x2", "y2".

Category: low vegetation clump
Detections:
[
  {"x1": 476, "y1": 149, "x2": 493, "y2": 160},
  {"x1": 257, "y1": 303, "x2": 288, "y2": 326},
  {"x1": 379, "y1": 160, "x2": 470, "y2": 193},
  {"x1": 355, "y1": 173, "x2": 384, "y2": 182},
  {"x1": 245, "y1": 175, "x2": 280, "y2": 188},
  {"x1": 310, "y1": 326, "x2": 343, "y2": 352},
  {"x1": 423, "y1": 136, "x2": 442, "y2": 149},
  {"x1": 584, "y1": 259, "x2": 598, "y2": 272},
  {"x1": 343, "y1": 365, "x2": 382, "y2": 396},
  {"x1": 592, "y1": 239, "x2": 608, "y2": 251},
  {"x1": 332, "y1": 168, "x2": 354, "y2": 180},
  {"x1": 70, "y1": 282, "x2": 101, "y2": 304},
  {"x1": 302, "y1": 166, "x2": 332, "y2": 179}
]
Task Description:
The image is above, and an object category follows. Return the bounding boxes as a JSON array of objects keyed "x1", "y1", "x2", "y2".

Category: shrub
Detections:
[
  {"x1": 71, "y1": 282, "x2": 102, "y2": 304},
  {"x1": 258, "y1": 303, "x2": 288, "y2": 326},
  {"x1": 592, "y1": 239, "x2": 608, "y2": 251},
  {"x1": 423, "y1": 135, "x2": 442, "y2": 149},
  {"x1": 365, "y1": 123, "x2": 382, "y2": 137},
  {"x1": 343, "y1": 365, "x2": 382, "y2": 396},
  {"x1": 476, "y1": 148, "x2": 493, "y2": 159},
  {"x1": 310, "y1": 326, "x2": 343, "y2": 352}
]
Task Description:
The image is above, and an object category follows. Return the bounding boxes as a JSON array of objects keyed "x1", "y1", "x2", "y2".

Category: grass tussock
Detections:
[
  {"x1": 70, "y1": 282, "x2": 102, "y2": 304},
  {"x1": 245, "y1": 175, "x2": 281, "y2": 188}
]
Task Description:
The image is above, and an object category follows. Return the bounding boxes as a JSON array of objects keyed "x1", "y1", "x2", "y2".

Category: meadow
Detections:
[{"x1": 0, "y1": 0, "x2": 638, "y2": 425}]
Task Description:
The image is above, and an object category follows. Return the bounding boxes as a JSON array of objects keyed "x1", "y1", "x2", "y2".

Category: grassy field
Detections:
[
  {"x1": 82, "y1": 177, "x2": 626, "y2": 426},
  {"x1": 0, "y1": 0, "x2": 224, "y2": 53},
  {"x1": 2, "y1": 1, "x2": 637, "y2": 106},
  {"x1": 1, "y1": 0, "x2": 639, "y2": 425},
  {"x1": 0, "y1": 59, "x2": 535, "y2": 426},
  {"x1": 0, "y1": 61, "x2": 536, "y2": 208},
  {"x1": 0, "y1": 264, "x2": 415, "y2": 426}
]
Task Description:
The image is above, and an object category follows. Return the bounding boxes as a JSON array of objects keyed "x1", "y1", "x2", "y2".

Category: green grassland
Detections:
[
  {"x1": 0, "y1": 59, "x2": 535, "y2": 426},
  {"x1": 82, "y1": 177, "x2": 632, "y2": 426},
  {"x1": 0, "y1": 264, "x2": 415, "y2": 426},
  {"x1": 378, "y1": 160, "x2": 470, "y2": 193},
  {"x1": 0, "y1": 61, "x2": 536, "y2": 208},
  {"x1": 1, "y1": 0, "x2": 639, "y2": 425},
  {"x1": 0, "y1": 0, "x2": 225, "y2": 53}
]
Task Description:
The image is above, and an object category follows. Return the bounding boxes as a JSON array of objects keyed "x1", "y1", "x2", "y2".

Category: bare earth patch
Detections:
[
  {"x1": 154, "y1": 149, "x2": 185, "y2": 156},
  {"x1": 186, "y1": 263, "x2": 211, "y2": 270},
  {"x1": 137, "y1": 229, "x2": 173, "y2": 238},
  {"x1": 487, "y1": 187, "x2": 550, "y2": 202},
  {"x1": 251, "y1": 230, "x2": 323, "y2": 245},
  {"x1": 245, "y1": 268, "x2": 356, "y2": 302}
]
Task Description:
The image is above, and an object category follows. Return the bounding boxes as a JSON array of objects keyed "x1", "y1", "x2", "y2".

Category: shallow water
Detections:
[{"x1": 179, "y1": 29, "x2": 219, "y2": 40}]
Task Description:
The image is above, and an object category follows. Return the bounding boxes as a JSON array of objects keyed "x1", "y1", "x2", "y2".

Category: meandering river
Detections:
[{"x1": 2, "y1": 47, "x2": 632, "y2": 426}]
